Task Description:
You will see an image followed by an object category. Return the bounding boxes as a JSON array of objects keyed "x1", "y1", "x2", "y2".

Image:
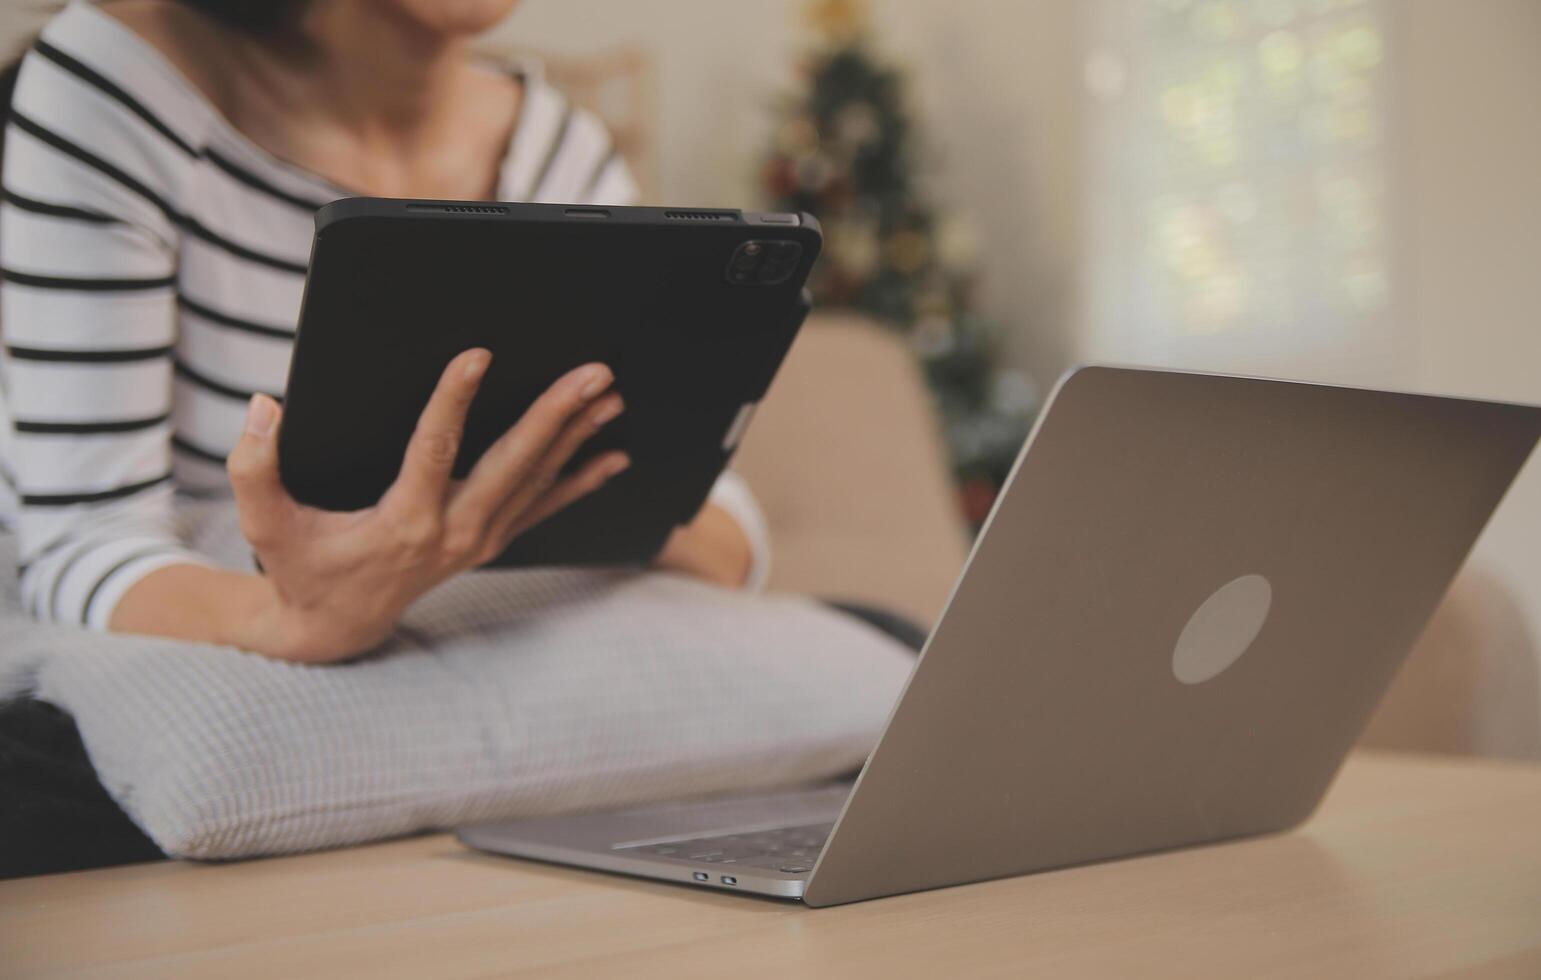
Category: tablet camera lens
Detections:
[{"x1": 727, "y1": 240, "x2": 803, "y2": 286}]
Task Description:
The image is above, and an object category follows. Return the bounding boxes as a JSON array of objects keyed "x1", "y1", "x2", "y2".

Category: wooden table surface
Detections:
[{"x1": 4, "y1": 751, "x2": 1540, "y2": 979}]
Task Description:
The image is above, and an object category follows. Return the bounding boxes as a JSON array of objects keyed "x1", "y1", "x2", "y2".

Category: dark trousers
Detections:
[
  {"x1": 0, "y1": 698, "x2": 164, "y2": 879},
  {"x1": 0, "y1": 602, "x2": 925, "y2": 880}
]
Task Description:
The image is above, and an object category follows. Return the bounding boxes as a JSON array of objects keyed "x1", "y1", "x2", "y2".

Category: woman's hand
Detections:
[{"x1": 226, "y1": 348, "x2": 628, "y2": 663}]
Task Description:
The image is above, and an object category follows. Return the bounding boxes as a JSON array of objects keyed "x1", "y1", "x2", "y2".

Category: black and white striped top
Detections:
[{"x1": 0, "y1": 2, "x2": 737, "y2": 628}]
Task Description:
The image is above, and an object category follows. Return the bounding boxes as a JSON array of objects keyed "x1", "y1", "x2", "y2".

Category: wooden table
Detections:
[{"x1": 4, "y1": 751, "x2": 1540, "y2": 979}]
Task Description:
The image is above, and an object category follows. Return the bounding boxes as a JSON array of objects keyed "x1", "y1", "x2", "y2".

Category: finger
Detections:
[
  {"x1": 453, "y1": 361, "x2": 614, "y2": 525},
  {"x1": 227, "y1": 394, "x2": 293, "y2": 549},
  {"x1": 383, "y1": 348, "x2": 490, "y2": 516},
  {"x1": 486, "y1": 451, "x2": 630, "y2": 558},
  {"x1": 451, "y1": 389, "x2": 623, "y2": 529}
]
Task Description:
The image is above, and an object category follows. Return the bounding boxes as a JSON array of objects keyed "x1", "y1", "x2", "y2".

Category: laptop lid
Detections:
[{"x1": 803, "y1": 366, "x2": 1541, "y2": 907}]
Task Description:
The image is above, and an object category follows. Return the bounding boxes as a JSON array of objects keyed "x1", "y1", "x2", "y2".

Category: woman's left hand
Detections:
[{"x1": 654, "y1": 505, "x2": 753, "y2": 587}]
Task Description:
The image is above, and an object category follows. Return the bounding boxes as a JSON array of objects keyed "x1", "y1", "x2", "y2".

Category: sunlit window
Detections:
[{"x1": 1084, "y1": 0, "x2": 1390, "y2": 374}]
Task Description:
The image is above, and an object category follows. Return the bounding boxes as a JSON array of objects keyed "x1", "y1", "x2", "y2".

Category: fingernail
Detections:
[
  {"x1": 605, "y1": 454, "x2": 631, "y2": 476},
  {"x1": 591, "y1": 397, "x2": 625, "y2": 426},
  {"x1": 463, "y1": 350, "x2": 491, "y2": 382},
  {"x1": 245, "y1": 395, "x2": 276, "y2": 437},
  {"x1": 579, "y1": 366, "x2": 612, "y2": 400}
]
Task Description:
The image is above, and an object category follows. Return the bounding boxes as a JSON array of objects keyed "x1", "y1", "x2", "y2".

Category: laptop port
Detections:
[
  {"x1": 692, "y1": 872, "x2": 709, "y2": 882},
  {"x1": 721, "y1": 875, "x2": 738, "y2": 886}
]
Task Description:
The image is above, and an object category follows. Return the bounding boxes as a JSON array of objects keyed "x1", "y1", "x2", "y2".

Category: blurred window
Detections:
[{"x1": 1085, "y1": 0, "x2": 1390, "y2": 373}]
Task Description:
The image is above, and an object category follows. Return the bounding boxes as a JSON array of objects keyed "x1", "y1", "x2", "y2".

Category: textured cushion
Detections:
[{"x1": 0, "y1": 504, "x2": 913, "y2": 860}]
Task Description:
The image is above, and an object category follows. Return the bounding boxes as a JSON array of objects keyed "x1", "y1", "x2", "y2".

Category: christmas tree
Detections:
[{"x1": 761, "y1": 0, "x2": 1036, "y2": 526}]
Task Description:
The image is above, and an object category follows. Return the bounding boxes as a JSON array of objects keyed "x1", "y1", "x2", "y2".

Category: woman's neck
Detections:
[
  {"x1": 250, "y1": 3, "x2": 470, "y2": 148},
  {"x1": 220, "y1": 3, "x2": 519, "y2": 198},
  {"x1": 97, "y1": 0, "x2": 521, "y2": 198}
]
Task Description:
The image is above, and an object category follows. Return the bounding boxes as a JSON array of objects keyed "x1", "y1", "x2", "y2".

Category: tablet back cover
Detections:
[{"x1": 279, "y1": 201, "x2": 819, "y2": 567}]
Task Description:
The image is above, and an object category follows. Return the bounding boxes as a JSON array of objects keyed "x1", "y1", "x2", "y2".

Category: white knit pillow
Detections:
[{"x1": 0, "y1": 524, "x2": 912, "y2": 860}]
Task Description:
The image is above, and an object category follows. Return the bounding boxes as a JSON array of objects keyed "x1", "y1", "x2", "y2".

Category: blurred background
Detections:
[
  {"x1": 3, "y1": 0, "x2": 1538, "y2": 754},
  {"x1": 486, "y1": 0, "x2": 1541, "y2": 710}
]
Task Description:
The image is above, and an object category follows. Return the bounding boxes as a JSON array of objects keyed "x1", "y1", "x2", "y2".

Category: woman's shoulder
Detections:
[
  {"x1": 90, "y1": 0, "x2": 241, "y2": 110},
  {"x1": 5, "y1": 1, "x2": 227, "y2": 217},
  {"x1": 19, "y1": 2, "x2": 228, "y2": 134}
]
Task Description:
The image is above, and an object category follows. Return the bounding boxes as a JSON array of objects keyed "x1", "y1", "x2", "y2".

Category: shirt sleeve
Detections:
[
  {"x1": 705, "y1": 471, "x2": 772, "y2": 592},
  {"x1": 1, "y1": 42, "x2": 208, "y2": 628}
]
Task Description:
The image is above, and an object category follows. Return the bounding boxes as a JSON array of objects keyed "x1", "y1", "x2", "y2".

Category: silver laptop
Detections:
[{"x1": 457, "y1": 365, "x2": 1541, "y2": 907}]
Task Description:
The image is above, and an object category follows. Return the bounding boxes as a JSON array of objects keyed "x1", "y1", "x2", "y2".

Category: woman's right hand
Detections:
[{"x1": 225, "y1": 348, "x2": 628, "y2": 663}]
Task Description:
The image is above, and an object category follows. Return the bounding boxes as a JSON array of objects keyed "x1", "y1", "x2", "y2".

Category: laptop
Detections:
[{"x1": 457, "y1": 365, "x2": 1541, "y2": 907}]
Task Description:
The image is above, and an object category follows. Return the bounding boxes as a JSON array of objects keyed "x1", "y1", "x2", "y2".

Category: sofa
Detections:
[{"x1": 733, "y1": 313, "x2": 969, "y2": 627}]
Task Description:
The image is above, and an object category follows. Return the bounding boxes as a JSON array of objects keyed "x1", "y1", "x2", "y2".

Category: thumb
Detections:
[{"x1": 227, "y1": 394, "x2": 292, "y2": 549}]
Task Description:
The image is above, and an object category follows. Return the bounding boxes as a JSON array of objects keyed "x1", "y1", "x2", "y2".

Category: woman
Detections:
[
  {"x1": 0, "y1": 0, "x2": 931, "y2": 879},
  {"x1": 0, "y1": 0, "x2": 765, "y2": 662}
]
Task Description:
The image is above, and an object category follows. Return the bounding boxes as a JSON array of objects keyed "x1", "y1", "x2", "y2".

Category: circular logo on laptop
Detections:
[{"x1": 1172, "y1": 574, "x2": 1273, "y2": 685}]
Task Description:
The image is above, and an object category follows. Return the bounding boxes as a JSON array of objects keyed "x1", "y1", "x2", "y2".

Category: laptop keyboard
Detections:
[{"x1": 621, "y1": 822, "x2": 834, "y2": 874}]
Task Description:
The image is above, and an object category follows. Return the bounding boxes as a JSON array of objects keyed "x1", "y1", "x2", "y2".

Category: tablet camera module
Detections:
[{"x1": 727, "y1": 239, "x2": 803, "y2": 286}]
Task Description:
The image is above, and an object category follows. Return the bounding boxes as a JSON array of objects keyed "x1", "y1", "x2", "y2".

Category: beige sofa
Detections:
[
  {"x1": 740, "y1": 315, "x2": 1541, "y2": 761},
  {"x1": 734, "y1": 314, "x2": 969, "y2": 627}
]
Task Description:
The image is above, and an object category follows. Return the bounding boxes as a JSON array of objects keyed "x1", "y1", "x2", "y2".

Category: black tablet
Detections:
[{"x1": 278, "y1": 199, "x2": 821, "y2": 567}]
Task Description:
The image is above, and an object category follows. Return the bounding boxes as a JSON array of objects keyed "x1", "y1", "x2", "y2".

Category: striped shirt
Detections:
[{"x1": 0, "y1": 3, "x2": 766, "y2": 629}]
